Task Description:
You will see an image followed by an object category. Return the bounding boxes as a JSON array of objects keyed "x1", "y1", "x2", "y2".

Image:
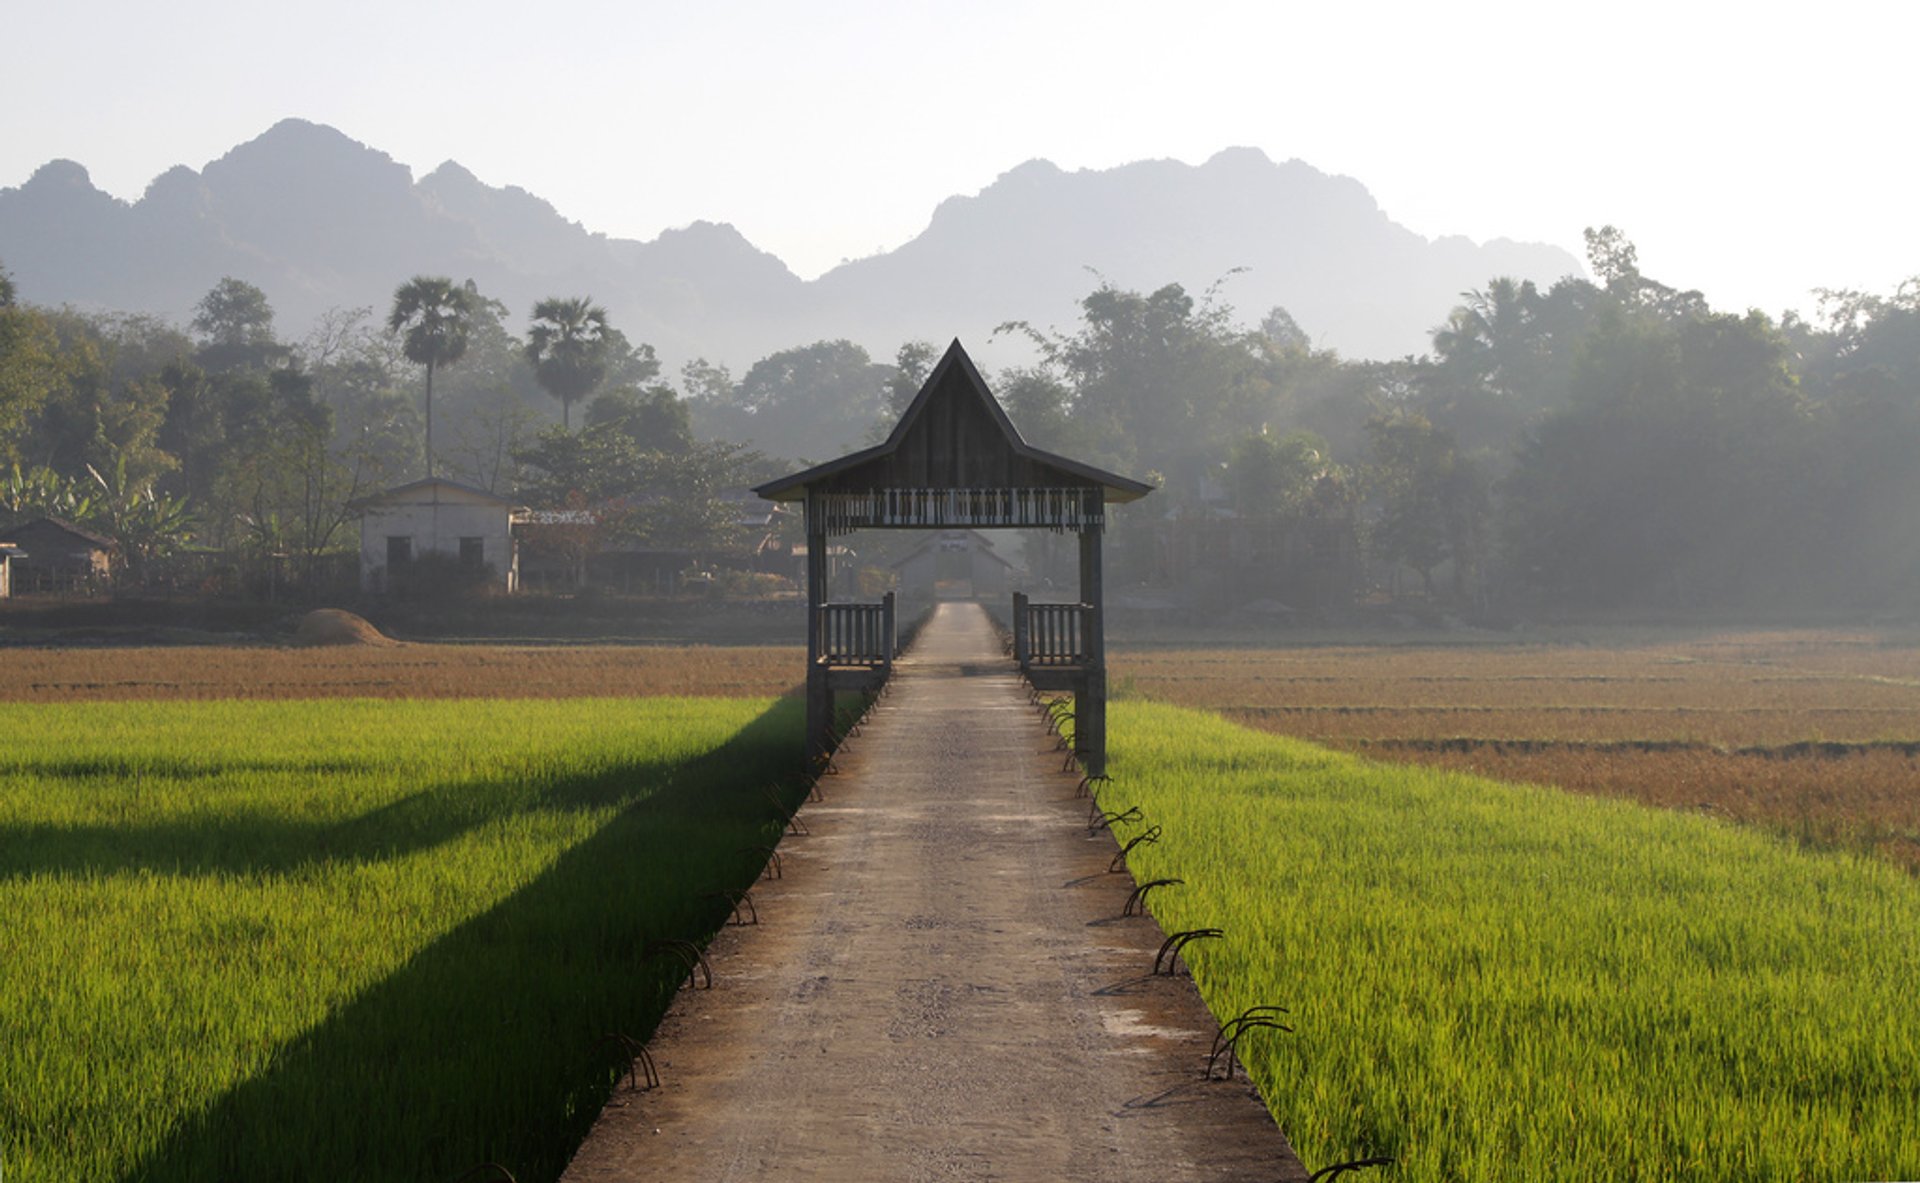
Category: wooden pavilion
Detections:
[{"x1": 753, "y1": 339, "x2": 1153, "y2": 774}]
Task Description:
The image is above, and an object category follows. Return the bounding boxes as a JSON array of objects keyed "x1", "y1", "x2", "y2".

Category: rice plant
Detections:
[
  {"x1": 1108, "y1": 702, "x2": 1920, "y2": 1182},
  {"x1": 0, "y1": 696, "x2": 801, "y2": 1182}
]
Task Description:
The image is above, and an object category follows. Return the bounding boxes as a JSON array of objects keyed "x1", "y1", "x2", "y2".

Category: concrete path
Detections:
[{"x1": 563, "y1": 602, "x2": 1306, "y2": 1182}]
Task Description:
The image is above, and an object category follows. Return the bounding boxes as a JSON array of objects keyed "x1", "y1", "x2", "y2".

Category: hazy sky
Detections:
[{"x1": 5, "y1": 0, "x2": 1914, "y2": 320}]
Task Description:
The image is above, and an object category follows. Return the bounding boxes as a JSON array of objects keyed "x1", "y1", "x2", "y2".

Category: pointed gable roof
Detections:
[
  {"x1": 347, "y1": 476, "x2": 530, "y2": 513},
  {"x1": 752, "y1": 340, "x2": 1152, "y2": 504}
]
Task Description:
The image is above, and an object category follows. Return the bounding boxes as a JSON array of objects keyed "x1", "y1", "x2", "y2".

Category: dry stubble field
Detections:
[
  {"x1": 11, "y1": 626, "x2": 1917, "y2": 870},
  {"x1": 1112, "y1": 627, "x2": 1920, "y2": 871},
  {"x1": 0, "y1": 642, "x2": 803, "y2": 702}
]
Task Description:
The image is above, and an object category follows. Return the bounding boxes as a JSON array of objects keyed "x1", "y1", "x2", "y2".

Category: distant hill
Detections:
[{"x1": 0, "y1": 119, "x2": 1583, "y2": 368}]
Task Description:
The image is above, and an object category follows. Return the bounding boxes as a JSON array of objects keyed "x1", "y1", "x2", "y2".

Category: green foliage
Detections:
[
  {"x1": 1503, "y1": 306, "x2": 1813, "y2": 607},
  {"x1": 388, "y1": 276, "x2": 480, "y2": 477},
  {"x1": 1109, "y1": 702, "x2": 1920, "y2": 1182},
  {"x1": 0, "y1": 696, "x2": 801, "y2": 1182},
  {"x1": 584, "y1": 383, "x2": 694, "y2": 454},
  {"x1": 524, "y1": 295, "x2": 612, "y2": 428},
  {"x1": 1366, "y1": 410, "x2": 1489, "y2": 598},
  {"x1": 1002, "y1": 278, "x2": 1273, "y2": 489},
  {"x1": 0, "y1": 302, "x2": 59, "y2": 463},
  {"x1": 1223, "y1": 428, "x2": 1335, "y2": 518},
  {"x1": 387, "y1": 276, "x2": 476, "y2": 372},
  {"x1": 514, "y1": 417, "x2": 755, "y2": 553},
  {"x1": 2, "y1": 462, "x2": 96, "y2": 526},
  {"x1": 864, "y1": 339, "x2": 942, "y2": 443},
  {"x1": 689, "y1": 338, "x2": 893, "y2": 463},
  {"x1": 84, "y1": 450, "x2": 197, "y2": 580},
  {"x1": 191, "y1": 277, "x2": 286, "y2": 373}
]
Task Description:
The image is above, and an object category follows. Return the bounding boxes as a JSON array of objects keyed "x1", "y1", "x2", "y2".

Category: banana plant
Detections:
[{"x1": 86, "y1": 453, "x2": 198, "y2": 582}]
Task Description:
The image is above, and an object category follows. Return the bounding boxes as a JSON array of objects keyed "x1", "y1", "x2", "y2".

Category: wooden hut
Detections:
[
  {"x1": 753, "y1": 339, "x2": 1152, "y2": 774},
  {"x1": 0, "y1": 517, "x2": 114, "y2": 594}
]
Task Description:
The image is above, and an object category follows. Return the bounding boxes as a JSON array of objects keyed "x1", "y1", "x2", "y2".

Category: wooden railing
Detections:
[
  {"x1": 1012, "y1": 592, "x2": 1088, "y2": 668},
  {"x1": 815, "y1": 592, "x2": 897, "y2": 667}
]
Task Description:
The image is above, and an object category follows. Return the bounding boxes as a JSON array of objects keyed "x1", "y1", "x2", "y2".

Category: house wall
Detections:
[
  {"x1": 0, "y1": 521, "x2": 113, "y2": 592},
  {"x1": 896, "y1": 541, "x2": 1011, "y2": 602},
  {"x1": 359, "y1": 502, "x2": 517, "y2": 593}
]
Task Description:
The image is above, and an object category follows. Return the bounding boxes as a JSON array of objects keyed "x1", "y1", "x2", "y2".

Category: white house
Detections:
[
  {"x1": 0, "y1": 541, "x2": 23, "y2": 598},
  {"x1": 351, "y1": 478, "x2": 530, "y2": 594}
]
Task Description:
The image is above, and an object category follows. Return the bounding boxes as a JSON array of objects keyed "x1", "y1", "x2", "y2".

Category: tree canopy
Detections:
[
  {"x1": 524, "y1": 296, "x2": 612, "y2": 429},
  {"x1": 387, "y1": 276, "x2": 478, "y2": 477}
]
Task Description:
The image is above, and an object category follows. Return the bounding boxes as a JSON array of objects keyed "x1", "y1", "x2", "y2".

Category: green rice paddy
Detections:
[
  {"x1": 12, "y1": 688, "x2": 1918, "y2": 1181},
  {"x1": 1107, "y1": 701, "x2": 1920, "y2": 1182},
  {"x1": 0, "y1": 697, "x2": 801, "y2": 1182}
]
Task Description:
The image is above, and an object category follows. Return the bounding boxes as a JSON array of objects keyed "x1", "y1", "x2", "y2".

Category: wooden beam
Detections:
[
  {"x1": 806, "y1": 512, "x2": 832, "y2": 767},
  {"x1": 1078, "y1": 527, "x2": 1107, "y2": 777}
]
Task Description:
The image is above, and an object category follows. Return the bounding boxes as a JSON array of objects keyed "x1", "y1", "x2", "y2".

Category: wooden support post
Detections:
[
  {"x1": 806, "y1": 516, "x2": 833, "y2": 767},
  {"x1": 1012, "y1": 590, "x2": 1029, "y2": 670},
  {"x1": 883, "y1": 590, "x2": 897, "y2": 674},
  {"x1": 1077, "y1": 526, "x2": 1107, "y2": 777}
]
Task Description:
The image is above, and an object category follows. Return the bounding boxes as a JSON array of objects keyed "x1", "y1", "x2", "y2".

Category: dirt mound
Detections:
[{"x1": 292, "y1": 609, "x2": 397, "y2": 647}]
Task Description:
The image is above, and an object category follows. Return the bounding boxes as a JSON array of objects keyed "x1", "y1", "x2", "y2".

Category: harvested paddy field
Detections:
[
  {"x1": 1113, "y1": 628, "x2": 1920, "y2": 871},
  {"x1": 0, "y1": 642, "x2": 802, "y2": 702}
]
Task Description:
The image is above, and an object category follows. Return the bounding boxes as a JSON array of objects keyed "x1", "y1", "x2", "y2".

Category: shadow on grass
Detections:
[
  {"x1": 118, "y1": 699, "x2": 804, "y2": 1183},
  {"x1": 0, "y1": 751, "x2": 708, "y2": 880}
]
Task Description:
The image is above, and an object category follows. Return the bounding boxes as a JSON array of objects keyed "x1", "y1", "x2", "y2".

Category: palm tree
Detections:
[
  {"x1": 524, "y1": 296, "x2": 611, "y2": 429},
  {"x1": 388, "y1": 277, "x2": 477, "y2": 477}
]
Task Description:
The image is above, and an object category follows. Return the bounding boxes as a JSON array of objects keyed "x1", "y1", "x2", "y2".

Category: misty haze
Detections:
[{"x1": 3, "y1": 72, "x2": 1917, "y2": 1183}]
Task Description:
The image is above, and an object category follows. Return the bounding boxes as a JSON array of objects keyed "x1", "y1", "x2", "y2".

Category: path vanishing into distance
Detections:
[{"x1": 564, "y1": 602, "x2": 1306, "y2": 1182}]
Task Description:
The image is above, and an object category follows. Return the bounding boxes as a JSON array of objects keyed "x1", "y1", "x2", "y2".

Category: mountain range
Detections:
[{"x1": 0, "y1": 118, "x2": 1583, "y2": 370}]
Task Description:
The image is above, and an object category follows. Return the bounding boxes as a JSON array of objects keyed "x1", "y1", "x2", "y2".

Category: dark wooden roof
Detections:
[
  {"x1": 889, "y1": 529, "x2": 1016, "y2": 571},
  {"x1": 753, "y1": 340, "x2": 1153, "y2": 504},
  {"x1": 347, "y1": 477, "x2": 529, "y2": 512},
  {"x1": 0, "y1": 516, "x2": 115, "y2": 551}
]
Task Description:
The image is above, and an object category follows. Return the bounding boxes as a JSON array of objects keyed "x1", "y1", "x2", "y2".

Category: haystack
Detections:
[{"x1": 293, "y1": 608, "x2": 397, "y2": 647}]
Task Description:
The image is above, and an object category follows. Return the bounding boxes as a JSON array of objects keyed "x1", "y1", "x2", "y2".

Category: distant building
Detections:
[
  {"x1": 350, "y1": 478, "x2": 529, "y2": 594},
  {"x1": 0, "y1": 517, "x2": 115, "y2": 594},
  {"x1": 0, "y1": 542, "x2": 24, "y2": 598},
  {"x1": 892, "y1": 530, "x2": 1014, "y2": 603}
]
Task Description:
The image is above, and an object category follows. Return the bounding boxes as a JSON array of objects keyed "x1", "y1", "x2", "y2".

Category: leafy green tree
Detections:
[
  {"x1": 191, "y1": 278, "x2": 285, "y2": 373},
  {"x1": 1582, "y1": 225, "x2": 1708, "y2": 321},
  {"x1": 690, "y1": 339, "x2": 892, "y2": 463},
  {"x1": 585, "y1": 384, "x2": 694, "y2": 454},
  {"x1": 18, "y1": 311, "x2": 177, "y2": 489},
  {"x1": 298, "y1": 306, "x2": 419, "y2": 498},
  {"x1": 1502, "y1": 305, "x2": 1812, "y2": 608},
  {"x1": 514, "y1": 421, "x2": 755, "y2": 567},
  {"x1": 0, "y1": 300, "x2": 58, "y2": 467},
  {"x1": 1367, "y1": 410, "x2": 1489, "y2": 601},
  {"x1": 387, "y1": 276, "x2": 477, "y2": 477},
  {"x1": 865, "y1": 340, "x2": 942, "y2": 442},
  {"x1": 1000, "y1": 280, "x2": 1274, "y2": 497},
  {"x1": 524, "y1": 296, "x2": 612, "y2": 429},
  {"x1": 1224, "y1": 429, "x2": 1335, "y2": 518}
]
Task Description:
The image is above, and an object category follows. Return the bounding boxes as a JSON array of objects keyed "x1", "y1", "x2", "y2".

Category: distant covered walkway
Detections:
[{"x1": 563, "y1": 603, "x2": 1305, "y2": 1182}]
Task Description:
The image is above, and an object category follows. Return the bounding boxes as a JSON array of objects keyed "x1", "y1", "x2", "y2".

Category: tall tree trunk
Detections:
[{"x1": 425, "y1": 361, "x2": 436, "y2": 478}]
